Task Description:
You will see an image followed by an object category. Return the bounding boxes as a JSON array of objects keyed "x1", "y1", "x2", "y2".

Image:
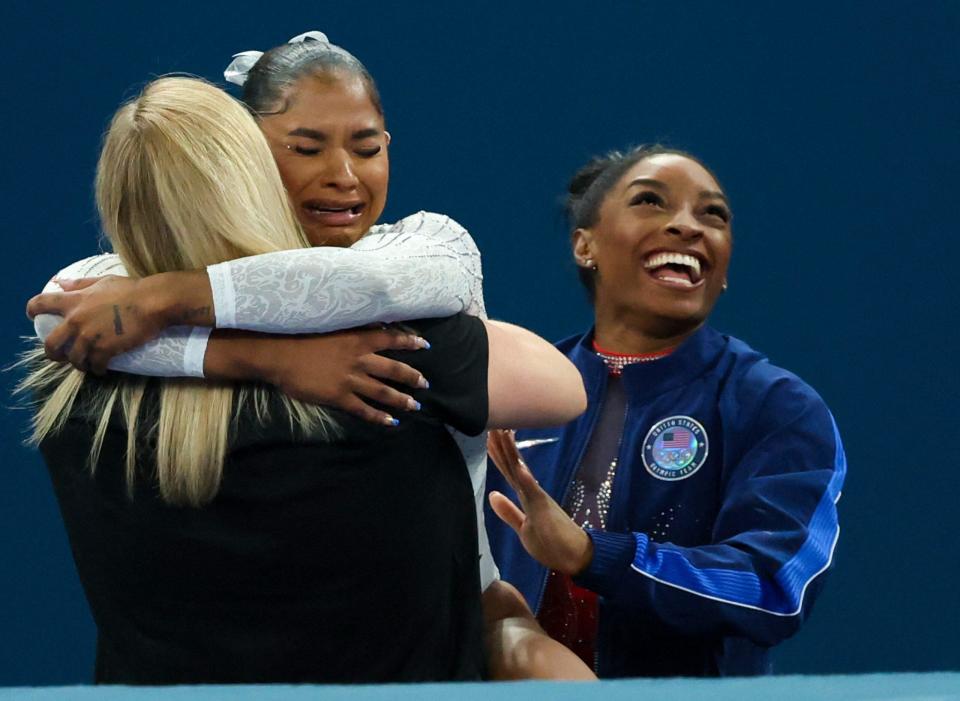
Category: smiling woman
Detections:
[
  {"x1": 569, "y1": 148, "x2": 731, "y2": 333},
  {"x1": 485, "y1": 145, "x2": 847, "y2": 678},
  {"x1": 578, "y1": 152, "x2": 731, "y2": 341}
]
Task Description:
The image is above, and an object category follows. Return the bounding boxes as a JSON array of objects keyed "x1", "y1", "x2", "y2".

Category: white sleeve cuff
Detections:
[
  {"x1": 183, "y1": 326, "x2": 212, "y2": 378},
  {"x1": 34, "y1": 314, "x2": 62, "y2": 342},
  {"x1": 206, "y1": 262, "x2": 237, "y2": 328}
]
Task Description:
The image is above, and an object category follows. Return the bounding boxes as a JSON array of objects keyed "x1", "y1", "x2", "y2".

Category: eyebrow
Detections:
[
  {"x1": 352, "y1": 128, "x2": 382, "y2": 140},
  {"x1": 287, "y1": 127, "x2": 382, "y2": 141},
  {"x1": 700, "y1": 190, "x2": 729, "y2": 204},
  {"x1": 626, "y1": 178, "x2": 728, "y2": 204},
  {"x1": 626, "y1": 178, "x2": 666, "y2": 190}
]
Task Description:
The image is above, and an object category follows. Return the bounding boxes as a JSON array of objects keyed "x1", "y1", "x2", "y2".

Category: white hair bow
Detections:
[{"x1": 224, "y1": 31, "x2": 331, "y2": 87}]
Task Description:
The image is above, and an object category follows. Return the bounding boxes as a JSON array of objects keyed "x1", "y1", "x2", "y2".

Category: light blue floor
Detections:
[{"x1": 2, "y1": 674, "x2": 959, "y2": 701}]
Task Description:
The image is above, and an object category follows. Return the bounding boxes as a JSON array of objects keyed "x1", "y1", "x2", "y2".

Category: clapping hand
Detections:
[{"x1": 487, "y1": 430, "x2": 594, "y2": 576}]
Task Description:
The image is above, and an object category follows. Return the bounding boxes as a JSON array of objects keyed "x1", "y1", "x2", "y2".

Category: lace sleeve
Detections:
[
  {"x1": 34, "y1": 254, "x2": 210, "y2": 378},
  {"x1": 207, "y1": 211, "x2": 487, "y2": 333}
]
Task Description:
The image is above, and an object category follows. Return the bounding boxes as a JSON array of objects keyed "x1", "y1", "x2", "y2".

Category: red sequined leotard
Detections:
[{"x1": 536, "y1": 340, "x2": 672, "y2": 669}]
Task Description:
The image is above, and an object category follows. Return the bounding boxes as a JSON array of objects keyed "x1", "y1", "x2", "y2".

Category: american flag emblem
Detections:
[
  {"x1": 660, "y1": 428, "x2": 694, "y2": 449},
  {"x1": 642, "y1": 416, "x2": 709, "y2": 482}
]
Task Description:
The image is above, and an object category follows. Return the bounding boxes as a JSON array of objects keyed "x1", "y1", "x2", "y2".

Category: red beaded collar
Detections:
[{"x1": 592, "y1": 340, "x2": 673, "y2": 376}]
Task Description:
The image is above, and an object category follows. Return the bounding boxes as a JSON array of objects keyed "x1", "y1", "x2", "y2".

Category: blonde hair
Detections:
[{"x1": 21, "y1": 77, "x2": 335, "y2": 506}]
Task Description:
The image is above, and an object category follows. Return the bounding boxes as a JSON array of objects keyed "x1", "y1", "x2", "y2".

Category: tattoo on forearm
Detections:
[
  {"x1": 175, "y1": 306, "x2": 212, "y2": 324},
  {"x1": 113, "y1": 305, "x2": 124, "y2": 336}
]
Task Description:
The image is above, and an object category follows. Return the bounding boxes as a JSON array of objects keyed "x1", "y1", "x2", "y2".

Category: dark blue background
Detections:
[{"x1": 2, "y1": 1, "x2": 958, "y2": 685}]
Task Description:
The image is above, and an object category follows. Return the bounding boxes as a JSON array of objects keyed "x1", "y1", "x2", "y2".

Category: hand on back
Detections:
[
  {"x1": 26, "y1": 275, "x2": 186, "y2": 375},
  {"x1": 212, "y1": 327, "x2": 431, "y2": 428}
]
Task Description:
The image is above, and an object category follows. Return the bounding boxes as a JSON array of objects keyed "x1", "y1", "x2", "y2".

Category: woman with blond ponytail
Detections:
[{"x1": 22, "y1": 76, "x2": 589, "y2": 683}]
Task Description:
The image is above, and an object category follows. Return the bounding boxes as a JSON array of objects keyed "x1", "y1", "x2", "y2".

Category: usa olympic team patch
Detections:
[{"x1": 642, "y1": 416, "x2": 709, "y2": 481}]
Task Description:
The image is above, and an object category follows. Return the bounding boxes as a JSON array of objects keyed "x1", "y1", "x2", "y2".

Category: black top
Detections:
[{"x1": 40, "y1": 314, "x2": 489, "y2": 685}]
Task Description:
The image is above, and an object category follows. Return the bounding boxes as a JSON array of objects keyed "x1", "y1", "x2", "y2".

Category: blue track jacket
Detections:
[{"x1": 486, "y1": 325, "x2": 846, "y2": 677}]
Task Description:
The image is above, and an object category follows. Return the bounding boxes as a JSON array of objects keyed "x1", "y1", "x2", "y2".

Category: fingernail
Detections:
[
  {"x1": 408, "y1": 398, "x2": 421, "y2": 411},
  {"x1": 384, "y1": 415, "x2": 399, "y2": 427},
  {"x1": 417, "y1": 376, "x2": 430, "y2": 389},
  {"x1": 416, "y1": 336, "x2": 431, "y2": 350}
]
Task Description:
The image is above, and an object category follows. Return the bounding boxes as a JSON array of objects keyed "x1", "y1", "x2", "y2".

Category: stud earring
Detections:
[{"x1": 722, "y1": 281, "x2": 728, "y2": 292}]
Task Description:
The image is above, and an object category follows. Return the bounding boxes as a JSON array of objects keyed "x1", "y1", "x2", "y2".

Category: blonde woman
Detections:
[
  {"x1": 23, "y1": 77, "x2": 589, "y2": 684},
  {"x1": 29, "y1": 32, "x2": 598, "y2": 680},
  {"x1": 29, "y1": 32, "x2": 514, "y2": 632}
]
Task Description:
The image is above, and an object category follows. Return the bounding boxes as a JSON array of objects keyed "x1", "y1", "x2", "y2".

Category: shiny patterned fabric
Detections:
[
  {"x1": 39, "y1": 211, "x2": 485, "y2": 377},
  {"x1": 538, "y1": 344, "x2": 672, "y2": 670}
]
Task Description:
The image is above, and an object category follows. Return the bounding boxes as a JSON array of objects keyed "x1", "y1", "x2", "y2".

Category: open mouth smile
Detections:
[{"x1": 643, "y1": 250, "x2": 707, "y2": 289}]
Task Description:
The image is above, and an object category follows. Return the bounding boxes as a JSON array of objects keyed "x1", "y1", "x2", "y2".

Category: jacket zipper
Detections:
[
  {"x1": 594, "y1": 398, "x2": 633, "y2": 673},
  {"x1": 532, "y1": 368, "x2": 608, "y2": 617}
]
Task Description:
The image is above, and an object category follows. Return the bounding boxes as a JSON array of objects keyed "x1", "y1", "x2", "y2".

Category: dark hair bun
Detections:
[{"x1": 567, "y1": 155, "x2": 616, "y2": 197}]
